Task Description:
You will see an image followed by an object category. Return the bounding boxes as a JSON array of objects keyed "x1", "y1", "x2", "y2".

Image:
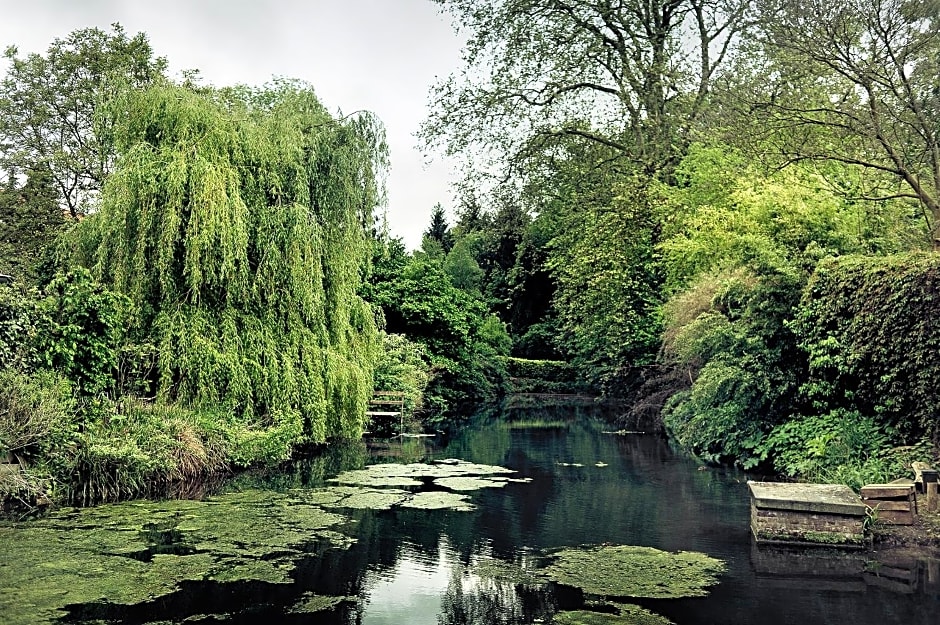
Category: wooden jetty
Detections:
[
  {"x1": 748, "y1": 481, "x2": 867, "y2": 548},
  {"x1": 364, "y1": 391, "x2": 406, "y2": 437}
]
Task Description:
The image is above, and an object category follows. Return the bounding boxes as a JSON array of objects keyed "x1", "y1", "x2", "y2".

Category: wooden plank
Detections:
[
  {"x1": 365, "y1": 411, "x2": 401, "y2": 417},
  {"x1": 874, "y1": 509, "x2": 915, "y2": 525},
  {"x1": 859, "y1": 484, "x2": 913, "y2": 499},
  {"x1": 862, "y1": 500, "x2": 912, "y2": 511}
]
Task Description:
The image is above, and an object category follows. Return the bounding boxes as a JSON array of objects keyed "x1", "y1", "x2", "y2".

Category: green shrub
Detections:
[
  {"x1": 35, "y1": 269, "x2": 130, "y2": 400},
  {"x1": 0, "y1": 369, "x2": 74, "y2": 456},
  {"x1": 758, "y1": 410, "x2": 934, "y2": 490},
  {"x1": 503, "y1": 357, "x2": 583, "y2": 394},
  {"x1": 795, "y1": 253, "x2": 940, "y2": 442},
  {"x1": 662, "y1": 269, "x2": 803, "y2": 467},
  {"x1": 0, "y1": 284, "x2": 41, "y2": 371}
]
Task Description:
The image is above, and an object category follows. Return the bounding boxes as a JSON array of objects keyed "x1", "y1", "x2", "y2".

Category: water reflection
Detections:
[{"x1": 8, "y1": 401, "x2": 940, "y2": 625}]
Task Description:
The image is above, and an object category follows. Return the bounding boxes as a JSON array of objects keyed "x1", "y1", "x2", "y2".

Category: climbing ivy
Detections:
[{"x1": 795, "y1": 253, "x2": 940, "y2": 443}]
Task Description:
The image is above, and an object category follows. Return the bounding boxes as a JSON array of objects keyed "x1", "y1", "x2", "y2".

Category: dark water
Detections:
[{"x1": 50, "y1": 404, "x2": 940, "y2": 623}]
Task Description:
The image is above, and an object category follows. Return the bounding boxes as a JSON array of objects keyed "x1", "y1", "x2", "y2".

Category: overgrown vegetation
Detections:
[{"x1": 0, "y1": 31, "x2": 387, "y2": 508}]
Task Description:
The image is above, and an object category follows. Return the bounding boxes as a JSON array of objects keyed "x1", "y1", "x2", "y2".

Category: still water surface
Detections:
[{"x1": 6, "y1": 402, "x2": 940, "y2": 624}]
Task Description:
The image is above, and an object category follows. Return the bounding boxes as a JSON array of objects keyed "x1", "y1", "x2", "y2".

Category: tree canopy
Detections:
[
  {"x1": 727, "y1": 0, "x2": 940, "y2": 244},
  {"x1": 0, "y1": 24, "x2": 167, "y2": 218},
  {"x1": 71, "y1": 80, "x2": 386, "y2": 447},
  {"x1": 423, "y1": 0, "x2": 752, "y2": 178}
]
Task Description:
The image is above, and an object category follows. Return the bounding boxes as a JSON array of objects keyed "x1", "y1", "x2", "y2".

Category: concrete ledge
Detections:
[{"x1": 748, "y1": 481, "x2": 867, "y2": 517}]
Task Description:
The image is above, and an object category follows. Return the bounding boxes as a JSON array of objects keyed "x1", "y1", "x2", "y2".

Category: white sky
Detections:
[{"x1": 0, "y1": 0, "x2": 464, "y2": 249}]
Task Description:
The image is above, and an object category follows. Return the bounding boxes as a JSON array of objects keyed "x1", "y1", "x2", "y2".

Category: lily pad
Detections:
[
  {"x1": 541, "y1": 545, "x2": 725, "y2": 599},
  {"x1": 553, "y1": 606, "x2": 674, "y2": 625}
]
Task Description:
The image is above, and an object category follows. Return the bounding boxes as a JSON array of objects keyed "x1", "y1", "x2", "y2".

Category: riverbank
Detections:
[{"x1": 873, "y1": 509, "x2": 940, "y2": 554}]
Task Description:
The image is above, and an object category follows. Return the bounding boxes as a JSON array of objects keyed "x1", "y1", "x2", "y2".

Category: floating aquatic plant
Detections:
[
  {"x1": 553, "y1": 606, "x2": 674, "y2": 625},
  {"x1": 434, "y1": 476, "x2": 510, "y2": 491},
  {"x1": 0, "y1": 490, "x2": 352, "y2": 625},
  {"x1": 319, "y1": 486, "x2": 410, "y2": 510},
  {"x1": 541, "y1": 545, "x2": 725, "y2": 599},
  {"x1": 329, "y1": 460, "x2": 528, "y2": 495},
  {"x1": 287, "y1": 592, "x2": 354, "y2": 614},
  {"x1": 400, "y1": 491, "x2": 475, "y2": 511},
  {"x1": 330, "y1": 460, "x2": 517, "y2": 485}
]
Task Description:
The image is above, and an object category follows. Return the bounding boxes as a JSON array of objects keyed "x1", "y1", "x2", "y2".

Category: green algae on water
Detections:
[
  {"x1": 400, "y1": 491, "x2": 475, "y2": 511},
  {"x1": 434, "y1": 476, "x2": 509, "y2": 491},
  {"x1": 328, "y1": 468, "x2": 424, "y2": 488},
  {"x1": 0, "y1": 490, "x2": 354, "y2": 625},
  {"x1": 472, "y1": 556, "x2": 545, "y2": 587},
  {"x1": 553, "y1": 606, "x2": 674, "y2": 625},
  {"x1": 319, "y1": 486, "x2": 411, "y2": 510},
  {"x1": 330, "y1": 459, "x2": 517, "y2": 484},
  {"x1": 541, "y1": 545, "x2": 726, "y2": 599},
  {"x1": 287, "y1": 592, "x2": 354, "y2": 614}
]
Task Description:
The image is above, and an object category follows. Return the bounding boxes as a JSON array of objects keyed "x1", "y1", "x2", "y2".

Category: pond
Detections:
[{"x1": 2, "y1": 401, "x2": 938, "y2": 624}]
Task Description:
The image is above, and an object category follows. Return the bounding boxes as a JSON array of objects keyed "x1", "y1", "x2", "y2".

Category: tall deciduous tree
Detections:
[
  {"x1": 736, "y1": 0, "x2": 940, "y2": 245},
  {"x1": 0, "y1": 24, "x2": 166, "y2": 218},
  {"x1": 423, "y1": 0, "x2": 752, "y2": 177},
  {"x1": 71, "y1": 81, "x2": 386, "y2": 446}
]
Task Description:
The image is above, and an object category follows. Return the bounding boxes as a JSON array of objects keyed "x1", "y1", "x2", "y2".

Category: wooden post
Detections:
[{"x1": 913, "y1": 462, "x2": 939, "y2": 512}]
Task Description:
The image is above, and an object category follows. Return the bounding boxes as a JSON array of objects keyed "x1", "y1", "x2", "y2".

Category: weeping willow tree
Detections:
[{"x1": 71, "y1": 80, "x2": 385, "y2": 450}]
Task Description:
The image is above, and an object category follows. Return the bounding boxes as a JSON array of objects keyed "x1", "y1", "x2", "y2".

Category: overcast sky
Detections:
[{"x1": 0, "y1": 0, "x2": 464, "y2": 249}]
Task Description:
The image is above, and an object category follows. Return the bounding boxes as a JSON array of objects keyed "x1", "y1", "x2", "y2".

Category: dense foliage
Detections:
[
  {"x1": 0, "y1": 29, "x2": 387, "y2": 506},
  {"x1": 366, "y1": 239, "x2": 509, "y2": 428},
  {"x1": 795, "y1": 254, "x2": 940, "y2": 442}
]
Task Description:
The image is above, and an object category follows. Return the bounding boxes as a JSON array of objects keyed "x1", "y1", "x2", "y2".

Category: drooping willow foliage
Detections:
[{"x1": 72, "y1": 81, "x2": 385, "y2": 445}]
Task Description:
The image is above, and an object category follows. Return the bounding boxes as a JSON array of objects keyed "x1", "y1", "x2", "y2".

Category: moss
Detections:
[
  {"x1": 755, "y1": 528, "x2": 865, "y2": 546},
  {"x1": 286, "y1": 592, "x2": 353, "y2": 614},
  {"x1": 540, "y1": 545, "x2": 725, "y2": 599},
  {"x1": 553, "y1": 606, "x2": 674, "y2": 625},
  {"x1": 400, "y1": 491, "x2": 475, "y2": 511},
  {"x1": 802, "y1": 531, "x2": 860, "y2": 545},
  {"x1": 0, "y1": 489, "x2": 353, "y2": 625}
]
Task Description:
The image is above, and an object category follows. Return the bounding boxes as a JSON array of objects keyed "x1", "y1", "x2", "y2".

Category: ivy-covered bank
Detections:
[{"x1": 663, "y1": 252, "x2": 940, "y2": 488}]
